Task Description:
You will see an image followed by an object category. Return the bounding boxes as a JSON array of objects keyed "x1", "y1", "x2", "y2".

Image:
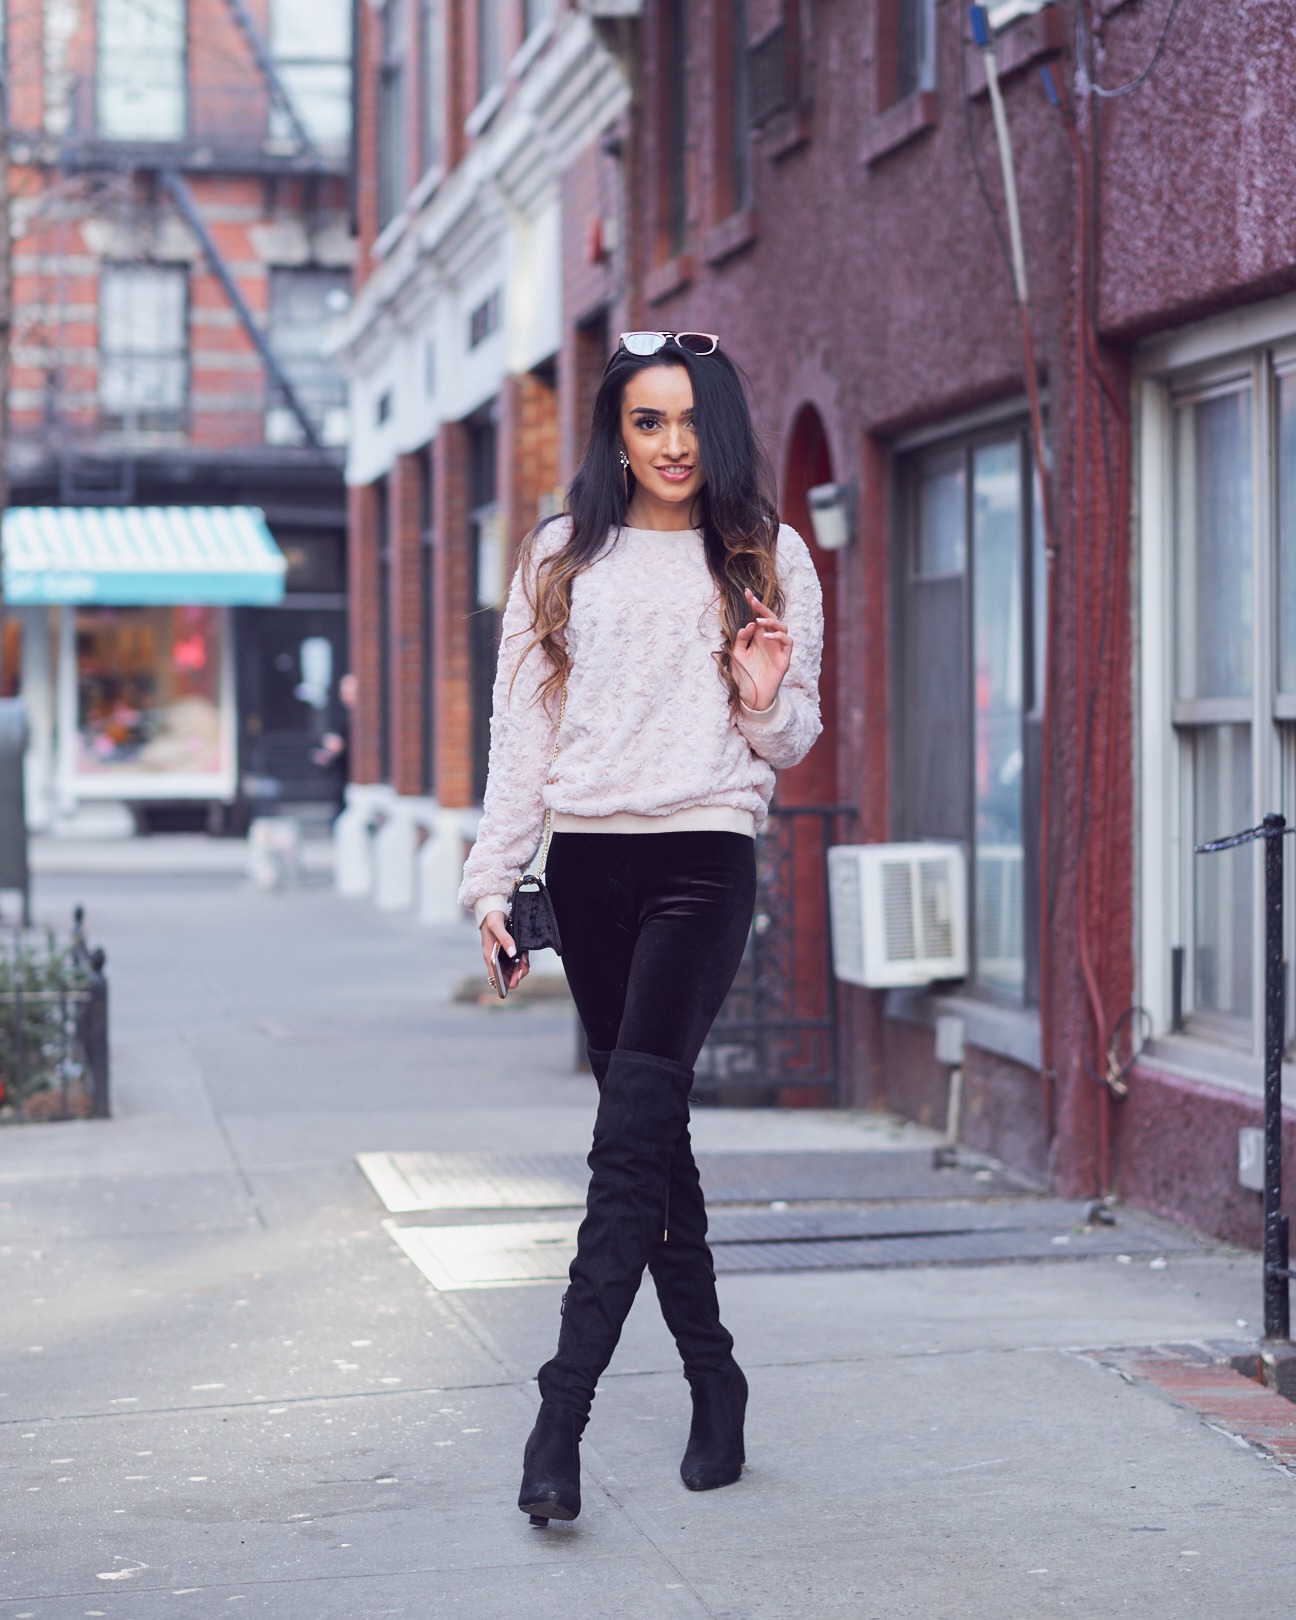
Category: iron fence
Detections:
[
  {"x1": 0, "y1": 907, "x2": 109, "y2": 1124},
  {"x1": 695, "y1": 805, "x2": 855, "y2": 1105}
]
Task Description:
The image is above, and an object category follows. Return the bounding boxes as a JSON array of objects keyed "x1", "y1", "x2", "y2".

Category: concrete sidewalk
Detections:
[{"x1": 2, "y1": 866, "x2": 1295, "y2": 1618}]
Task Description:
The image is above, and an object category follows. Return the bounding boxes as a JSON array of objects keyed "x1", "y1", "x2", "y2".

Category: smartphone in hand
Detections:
[{"x1": 490, "y1": 940, "x2": 522, "y2": 999}]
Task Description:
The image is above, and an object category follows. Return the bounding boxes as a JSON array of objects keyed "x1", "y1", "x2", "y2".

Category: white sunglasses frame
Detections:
[{"x1": 617, "y1": 331, "x2": 720, "y2": 357}]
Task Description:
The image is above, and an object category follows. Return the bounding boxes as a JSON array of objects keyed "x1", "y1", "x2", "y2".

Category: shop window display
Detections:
[{"x1": 75, "y1": 606, "x2": 224, "y2": 777}]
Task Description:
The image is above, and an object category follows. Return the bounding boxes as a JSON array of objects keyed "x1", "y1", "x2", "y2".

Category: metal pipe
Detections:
[
  {"x1": 1197, "y1": 816, "x2": 1292, "y2": 1343},
  {"x1": 1263, "y1": 813, "x2": 1290, "y2": 1342},
  {"x1": 159, "y1": 170, "x2": 321, "y2": 450}
]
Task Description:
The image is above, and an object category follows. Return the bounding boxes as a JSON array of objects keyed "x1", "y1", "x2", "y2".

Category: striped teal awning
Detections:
[{"x1": 1, "y1": 506, "x2": 287, "y2": 606}]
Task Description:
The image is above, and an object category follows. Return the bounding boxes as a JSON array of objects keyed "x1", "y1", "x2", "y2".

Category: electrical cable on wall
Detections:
[{"x1": 1089, "y1": 0, "x2": 1185, "y2": 99}]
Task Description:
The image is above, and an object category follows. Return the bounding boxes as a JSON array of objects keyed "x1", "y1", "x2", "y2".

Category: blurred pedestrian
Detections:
[
  {"x1": 309, "y1": 670, "x2": 355, "y2": 815},
  {"x1": 459, "y1": 333, "x2": 823, "y2": 1523}
]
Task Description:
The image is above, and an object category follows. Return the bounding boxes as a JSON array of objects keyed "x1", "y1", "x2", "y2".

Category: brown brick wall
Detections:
[
  {"x1": 388, "y1": 452, "x2": 427, "y2": 796},
  {"x1": 501, "y1": 371, "x2": 560, "y2": 559},
  {"x1": 9, "y1": 2, "x2": 351, "y2": 455},
  {"x1": 432, "y1": 421, "x2": 473, "y2": 809},
  {"x1": 348, "y1": 481, "x2": 383, "y2": 786}
]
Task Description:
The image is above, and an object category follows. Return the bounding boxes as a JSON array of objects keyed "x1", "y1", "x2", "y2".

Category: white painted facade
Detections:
[
  {"x1": 334, "y1": 10, "x2": 629, "y2": 921},
  {"x1": 338, "y1": 12, "x2": 628, "y2": 491}
]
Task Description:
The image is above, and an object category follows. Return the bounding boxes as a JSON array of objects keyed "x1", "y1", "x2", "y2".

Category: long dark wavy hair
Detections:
[{"x1": 515, "y1": 340, "x2": 784, "y2": 710}]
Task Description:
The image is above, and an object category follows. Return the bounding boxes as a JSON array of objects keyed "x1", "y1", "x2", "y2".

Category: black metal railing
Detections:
[
  {"x1": 1197, "y1": 814, "x2": 1290, "y2": 1345},
  {"x1": 695, "y1": 804, "x2": 855, "y2": 1105},
  {"x1": 0, "y1": 907, "x2": 110, "y2": 1124}
]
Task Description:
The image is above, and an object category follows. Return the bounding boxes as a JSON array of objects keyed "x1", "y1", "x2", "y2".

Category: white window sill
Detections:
[
  {"x1": 884, "y1": 986, "x2": 1041, "y2": 1071},
  {"x1": 371, "y1": 211, "x2": 409, "y2": 263},
  {"x1": 406, "y1": 163, "x2": 445, "y2": 216},
  {"x1": 465, "y1": 84, "x2": 505, "y2": 139},
  {"x1": 1139, "y1": 1033, "x2": 1296, "y2": 1108},
  {"x1": 509, "y1": 17, "x2": 553, "y2": 80}
]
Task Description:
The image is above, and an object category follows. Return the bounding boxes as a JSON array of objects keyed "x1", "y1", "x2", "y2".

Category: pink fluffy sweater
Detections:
[{"x1": 458, "y1": 519, "x2": 824, "y2": 919}]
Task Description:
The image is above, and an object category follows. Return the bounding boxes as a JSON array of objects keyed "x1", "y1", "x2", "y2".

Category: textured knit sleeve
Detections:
[
  {"x1": 734, "y1": 524, "x2": 824, "y2": 771},
  {"x1": 458, "y1": 525, "x2": 565, "y2": 920}
]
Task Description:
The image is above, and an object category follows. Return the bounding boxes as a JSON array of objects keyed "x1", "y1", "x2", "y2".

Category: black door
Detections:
[{"x1": 237, "y1": 604, "x2": 349, "y2": 808}]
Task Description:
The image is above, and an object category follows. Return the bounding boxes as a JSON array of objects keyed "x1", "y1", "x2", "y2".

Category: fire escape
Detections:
[{"x1": 39, "y1": 0, "x2": 345, "y2": 504}]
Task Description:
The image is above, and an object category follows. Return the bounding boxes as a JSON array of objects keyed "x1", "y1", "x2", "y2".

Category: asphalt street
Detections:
[{"x1": 2, "y1": 849, "x2": 1295, "y2": 1619}]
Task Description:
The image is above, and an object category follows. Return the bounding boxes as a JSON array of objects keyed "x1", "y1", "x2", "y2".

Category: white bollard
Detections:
[
  {"x1": 248, "y1": 816, "x2": 302, "y2": 890},
  {"x1": 417, "y1": 805, "x2": 469, "y2": 924},
  {"x1": 373, "y1": 803, "x2": 419, "y2": 911},
  {"x1": 333, "y1": 784, "x2": 391, "y2": 898}
]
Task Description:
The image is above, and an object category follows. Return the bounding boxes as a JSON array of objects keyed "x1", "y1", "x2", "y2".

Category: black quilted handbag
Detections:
[
  {"x1": 507, "y1": 871, "x2": 563, "y2": 955},
  {"x1": 506, "y1": 683, "x2": 566, "y2": 957}
]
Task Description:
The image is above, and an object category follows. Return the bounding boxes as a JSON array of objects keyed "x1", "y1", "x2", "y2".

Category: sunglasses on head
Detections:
[{"x1": 618, "y1": 331, "x2": 720, "y2": 357}]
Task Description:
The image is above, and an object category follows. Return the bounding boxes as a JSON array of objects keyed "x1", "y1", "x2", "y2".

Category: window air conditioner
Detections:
[{"x1": 827, "y1": 843, "x2": 968, "y2": 988}]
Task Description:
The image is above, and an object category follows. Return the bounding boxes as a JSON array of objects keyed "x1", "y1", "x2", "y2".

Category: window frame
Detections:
[
  {"x1": 476, "y1": 0, "x2": 503, "y2": 102},
  {"x1": 894, "y1": 414, "x2": 1045, "y2": 1005},
  {"x1": 96, "y1": 0, "x2": 188, "y2": 143},
  {"x1": 377, "y1": 0, "x2": 409, "y2": 231},
  {"x1": 713, "y1": 0, "x2": 753, "y2": 222},
  {"x1": 420, "y1": 0, "x2": 446, "y2": 178},
  {"x1": 875, "y1": 0, "x2": 936, "y2": 113},
  {"x1": 658, "y1": 0, "x2": 689, "y2": 261},
  {"x1": 265, "y1": 265, "x2": 351, "y2": 448},
  {"x1": 1138, "y1": 332, "x2": 1296, "y2": 1063},
  {"x1": 97, "y1": 261, "x2": 190, "y2": 435}
]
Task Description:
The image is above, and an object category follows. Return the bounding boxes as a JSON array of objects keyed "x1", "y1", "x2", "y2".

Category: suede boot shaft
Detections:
[{"x1": 536, "y1": 1047, "x2": 693, "y2": 1422}]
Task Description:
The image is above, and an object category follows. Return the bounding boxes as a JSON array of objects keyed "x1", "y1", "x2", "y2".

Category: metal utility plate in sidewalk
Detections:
[
  {"x1": 357, "y1": 1148, "x2": 1019, "y2": 1214},
  {"x1": 383, "y1": 1200, "x2": 1206, "y2": 1292}
]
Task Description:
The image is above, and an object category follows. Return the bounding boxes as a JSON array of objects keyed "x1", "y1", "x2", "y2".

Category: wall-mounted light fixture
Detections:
[{"x1": 806, "y1": 482, "x2": 855, "y2": 551}]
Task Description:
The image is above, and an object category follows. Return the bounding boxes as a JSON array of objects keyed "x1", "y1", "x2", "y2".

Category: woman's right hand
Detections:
[{"x1": 480, "y1": 911, "x2": 529, "y2": 992}]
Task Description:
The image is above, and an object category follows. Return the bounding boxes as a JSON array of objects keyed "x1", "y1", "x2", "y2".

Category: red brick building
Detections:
[
  {"x1": 344, "y1": 0, "x2": 1296, "y2": 1245},
  {"x1": 6, "y1": 0, "x2": 352, "y2": 828}
]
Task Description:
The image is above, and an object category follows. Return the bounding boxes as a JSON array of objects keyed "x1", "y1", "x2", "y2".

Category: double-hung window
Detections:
[
  {"x1": 421, "y1": 0, "x2": 446, "y2": 176},
  {"x1": 97, "y1": 0, "x2": 186, "y2": 141},
  {"x1": 1144, "y1": 334, "x2": 1296, "y2": 1057},
  {"x1": 897, "y1": 420, "x2": 1046, "y2": 1001},
  {"x1": 269, "y1": 0, "x2": 352, "y2": 154},
  {"x1": 378, "y1": 0, "x2": 409, "y2": 230},
  {"x1": 266, "y1": 268, "x2": 351, "y2": 447},
  {"x1": 99, "y1": 264, "x2": 188, "y2": 433}
]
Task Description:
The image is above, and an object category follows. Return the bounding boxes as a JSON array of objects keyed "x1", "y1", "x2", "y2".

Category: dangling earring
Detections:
[
  {"x1": 618, "y1": 449, "x2": 629, "y2": 470},
  {"x1": 618, "y1": 448, "x2": 630, "y2": 498}
]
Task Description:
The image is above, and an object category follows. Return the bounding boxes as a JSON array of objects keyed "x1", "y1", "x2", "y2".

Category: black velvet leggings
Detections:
[{"x1": 546, "y1": 831, "x2": 757, "y2": 1067}]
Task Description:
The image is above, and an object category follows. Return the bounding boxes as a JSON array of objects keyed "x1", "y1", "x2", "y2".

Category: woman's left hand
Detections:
[{"x1": 733, "y1": 588, "x2": 794, "y2": 712}]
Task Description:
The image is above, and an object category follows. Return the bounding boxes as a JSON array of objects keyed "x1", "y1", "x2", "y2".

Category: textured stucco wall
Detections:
[{"x1": 621, "y1": 0, "x2": 1296, "y2": 1231}]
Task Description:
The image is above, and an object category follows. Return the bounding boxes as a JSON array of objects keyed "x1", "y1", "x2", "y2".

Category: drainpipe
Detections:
[
  {"x1": 159, "y1": 169, "x2": 322, "y2": 450},
  {"x1": 968, "y1": 5, "x2": 1062, "y2": 1171}
]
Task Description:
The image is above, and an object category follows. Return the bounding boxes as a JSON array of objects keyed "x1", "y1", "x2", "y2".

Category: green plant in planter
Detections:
[{"x1": 0, "y1": 931, "x2": 93, "y2": 1112}]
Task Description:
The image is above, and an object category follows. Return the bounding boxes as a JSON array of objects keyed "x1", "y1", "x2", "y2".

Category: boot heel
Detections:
[
  {"x1": 518, "y1": 1406, "x2": 582, "y2": 1522},
  {"x1": 680, "y1": 1361, "x2": 747, "y2": 1492}
]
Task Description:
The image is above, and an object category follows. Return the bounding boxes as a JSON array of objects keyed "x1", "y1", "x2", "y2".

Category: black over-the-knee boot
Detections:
[
  {"x1": 647, "y1": 1119, "x2": 746, "y2": 1490},
  {"x1": 520, "y1": 1046, "x2": 692, "y2": 1522},
  {"x1": 594, "y1": 1048, "x2": 747, "y2": 1494}
]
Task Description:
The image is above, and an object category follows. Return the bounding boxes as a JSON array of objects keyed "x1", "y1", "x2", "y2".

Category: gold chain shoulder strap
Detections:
[{"x1": 533, "y1": 680, "x2": 567, "y2": 881}]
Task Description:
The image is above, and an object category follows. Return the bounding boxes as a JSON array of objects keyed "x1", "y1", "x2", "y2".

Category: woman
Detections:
[{"x1": 458, "y1": 331, "x2": 823, "y2": 1524}]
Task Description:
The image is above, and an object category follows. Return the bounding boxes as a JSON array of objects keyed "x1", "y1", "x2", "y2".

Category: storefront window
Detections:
[{"x1": 75, "y1": 606, "x2": 224, "y2": 777}]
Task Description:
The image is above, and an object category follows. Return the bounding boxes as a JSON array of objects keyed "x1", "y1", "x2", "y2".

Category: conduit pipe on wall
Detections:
[
  {"x1": 968, "y1": 6, "x2": 1060, "y2": 1164},
  {"x1": 1042, "y1": 52, "x2": 1137, "y2": 1198}
]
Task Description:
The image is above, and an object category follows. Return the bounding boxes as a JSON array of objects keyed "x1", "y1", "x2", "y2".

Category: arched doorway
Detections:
[
  {"x1": 780, "y1": 404, "x2": 839, "y2": 806},
  {"x1": 698, "y1": 404, "x2": 845, "y2": 1106},
  {"x1": 778, "y1": 406, "x2": 840, "y2": 1104}
]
